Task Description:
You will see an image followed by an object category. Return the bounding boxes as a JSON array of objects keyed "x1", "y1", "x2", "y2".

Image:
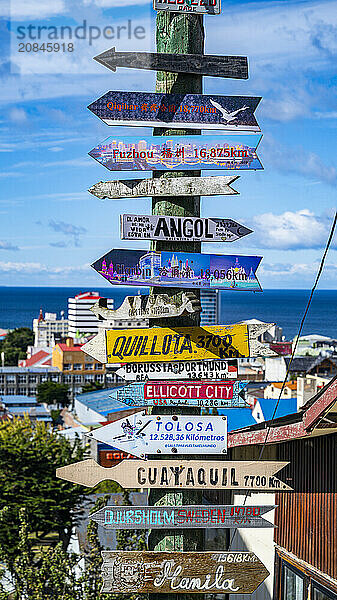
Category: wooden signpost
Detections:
[
  {"x1": 94, "y1": 47, "x2": 248, "y2": 79},
  {"x1": 108, "y1": 380, "x2": 248, "y2": 409},
  {"x1": 116, "y1": 359, "x2": 239, "y2": 381},
  {"x1": 89, "y1": 134, "x2": 262, "y2": 172},
  {"x1": 120, "y1": 214, "x2": 252, "y2": 243},
  {"x1": 88, "y1": 92, "x2": 260, "y2": 131},
  {"x1": 89, "y1": 175, "x2": 239, "y2": 200},
  {"x1": 82, "y1": 323, "x2": 277, "y2": 365},
  {"x1": 100, "y1": 551, "x2": 269, "y2": 594},
  {"x1": 90, "y1": 292, "x2": 201, "y2": 322},
  {"x1": 153, "y1": 0, "x2": 221, "y2": 15},
  {"x1": 90, "y1": 504, "x2": 275, "y2": 529},
  {"x1": 87, "y1": 413, "x2": 228, "y2": 458},
  {"x1": 91, "y1": 249, "x2": 263, "y2": 291},
  {"x1": 56, "y1": 458, "x2": 292, "y2": 490}
]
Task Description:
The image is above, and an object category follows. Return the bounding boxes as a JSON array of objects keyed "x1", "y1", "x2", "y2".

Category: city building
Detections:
[
  {"x1": 74, "y1": 388, "x2": 142, "y2": 427},
  {"x1": 33, "y1": 309, "x2": 68, "y2": 348},
  {"x1": 68, "y1": 292, "x2": 114, "y2": 338},
  {"x1": 264, "y1": 381, "x2": 297, "y2": 399},
  {"x1": 0, "y1": 367, "x2": 62, "y2": 396},
  {"x1": 0, "y1": 395, "x2": 52, "y2": 422},
  {"x1": 18, "y1": 349, "x2": 52, "y2": 368},
  {"x1": 200, "y1": 289, "x2": 219, "y2": 326}
]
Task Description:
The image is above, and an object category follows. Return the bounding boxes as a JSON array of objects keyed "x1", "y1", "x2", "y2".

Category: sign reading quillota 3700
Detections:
[
  {"x1": 120, "y1": 214, "x2": 252, "y2": 243},
  {"x1": 101, "y1": 551, "x2": 269, "y2": 594},
  {"x1": 82, "y1": 323, "x2": 276, "y2": 365}
]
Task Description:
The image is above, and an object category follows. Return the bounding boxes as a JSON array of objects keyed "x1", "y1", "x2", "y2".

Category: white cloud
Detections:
[
  {"x1": 0, "y1": 240, "x2": 20, "y2": 251},
  {"x1": 9, "y1": 0, "x2": 67, "y2": 20},
  {"x1": 0, "y1": 261, "x2": 89, "y2": 274},
  {"x1": 9, "y1": 107, "x2": 27, "y2": 123},
  {"x1": 260, "y1": 260, "x2": 337, "y2": 279}
]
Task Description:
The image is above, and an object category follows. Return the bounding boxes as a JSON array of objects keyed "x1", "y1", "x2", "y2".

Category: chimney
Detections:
[{"x1": 66, "y1": 337, "x2": 74, "y2": 348}]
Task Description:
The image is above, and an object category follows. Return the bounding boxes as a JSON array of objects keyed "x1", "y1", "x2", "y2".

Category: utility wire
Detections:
[{"x1": 228, "y1": 210, "x2": 337, "y2": 551}]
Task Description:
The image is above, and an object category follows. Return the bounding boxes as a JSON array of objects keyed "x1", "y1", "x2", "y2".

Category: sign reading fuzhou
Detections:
[
  {"x1": 101, "y1": 551, "x2": 269, "y2": 594},
  {"x1": 88, "y1": 92, "x2": 260, "y2": 131},
  {"x1": 117, "y1": 359, "x2": 238, "y2": 381},
  {"x1": 154, "y1": 0, "x2": 221, "y2": 14},
  {"x1": 120, "y1": 215, "x2": 252, "y2": 243},
  {"x1": 91, "y1": 249, "x2": 262, "y2": 291},
  {"x1": 91, "y1": 504, "x2": 275, "y2": 529},
  {"x1": 108, "y1": 380, "x2": 248, "y2": 409},
  {"x1": 88, "y1": 412, "x2": 227, "y2": 458}
]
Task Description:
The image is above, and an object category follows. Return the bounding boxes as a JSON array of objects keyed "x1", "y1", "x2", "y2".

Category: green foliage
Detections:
[
  {"x1": 0, "y1": 416, "x2": 87, "y2": 563},
  {"x1": 36, "y1": 381, "x2": 70, "y2": 408},
  {"x1": 0, "y1": 328, "x2": 34, "y2": 366},
  {"x1": 81, "y1": 382, "x2": 104, "y2": 394}
]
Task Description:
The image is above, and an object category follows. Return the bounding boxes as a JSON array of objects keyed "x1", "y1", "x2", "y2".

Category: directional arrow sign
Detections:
[
  {"x1": 87, "y1": 412, "x2": 228, "y2": 458},
  {"x1": 88, "y1": 92, "x2": 260, "y2": 132},
  {"x1": 82, "y1": 323, "x2": 277, "y2": 365},
  {"x1": 91, "y1": 504, "x2": 275, "y2": 529},
  {"x1": 89, "y1": 175, "x2": 239, "y2": 200},
  {"x1": 56, "y1": 459, "x2": 292, "y2": 490},
  {"x1": 89, "y1": 135, "x2": 262, "y2": 172},
  {"x1": 154, "y1": 0, "x2": 221, "y2": 15},
  {"x1": 90, "y1": 292, "x2": 201, "y2": 322},
  {"x1": 117, "y1": 359, "x2": 239, "y2": 381},
  {"x1": 121, "y1": 214, "x2": 252, "y2": 243},
  {"x1": 108, "y1": 381, "x2": 248, "y2": 409},
  {"x1": 94, "y1": 47, "x2": 248, "y2": 79},
  {"x1": 100, "y1": 551, "x2": 269, "y2": 594},
  {"x1": 91, "y1": 249, "x2": 262, "y2": 291}
]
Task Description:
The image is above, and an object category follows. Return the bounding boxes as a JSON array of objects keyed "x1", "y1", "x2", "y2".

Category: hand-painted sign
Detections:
[
  {"x1": 89, "y1": 175, "x2": 239, "y2": 200},
  {"x1": 82, "y1": 323, "x2": 277, "y2": 365},
  {"x1": 90, "y1": 292, "x2": 201, "y2": 322},
  {"x1": 120, "y1": 214, "x2": 252, "y2": 243},
  {"x1": 88, "y1": 92, "x2": 260, "y2": 132},
  {"x1": 108, "y1": 380, "x2": 248, "y2": 409},
  {"x1": 269, "y1": 341, "x2": 292, "y2": 356},
  {"x1": 116, "y1": 359, "x2": 239, "y2": 381},
  {"x1": 101, "y1": 551, "x2": 269, "y2": 594},
  {"x1": 91, "y1": 504, "x2": 275, "y2": 529},
  {"x1": 154, "y1": 0, "x2": 221, "y2": 14},
  {"x1": 94, "y1": 47, "x2": 248, "y2": 79},
  {"x1": 56, "y1": 458, "x2": 292, "y2": 490},
  {"x1": 88, "y1": 412, "x2": 227, "y2": 458},
  {"x1": 89, "y1": 135, "x2": 262, "y2": 172},
  {"x1": 91, "y1": 249, "x2": 262, "y2": 291}
]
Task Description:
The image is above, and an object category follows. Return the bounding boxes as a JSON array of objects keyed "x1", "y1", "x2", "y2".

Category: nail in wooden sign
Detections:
[
  {"x1": 91, "y1": 504, "x2": 275, "y2": 529},
  {"x1": 117, "y1": 359, "x2": 238, "y2": 381},
  {"x1": 88, "y1": 92, "x2": 260, "y2": 131},
  {"x1": 154, "y1": 0, "x2": 221, "y2": 14},
  {"x1": 101, "y1": 551, "x2": 269, "y2": 594},
  {"x1": 121, "y1": 214, "x2": 252, "y2": 243},
  {"x1": 91, "y1": 249, "x2": 262, "y2": 291},
  {"x1": 87, "y1": 413, "x2": 227, "y2": 458},
  {"x1": 94, "y1": 47, "x2": 248, "y2": 79},
  {"x1": 89, "y1": 135, "x2": 262, "y2": 172},
  {"x1": 108, "y1": 380, "x2": 248, "y2": 409},
  {"x1": 56, "y1": 458, "x2": 292, "y2": 490},
  {"x1": 82, "y1": 323, "x2": 277, "y2": 365},
  {"x1": 89, "y1": 175, "x2": 239, "y2": 200},
  {"x1": 90, "y1": 292, "x2": 201, "y2": 323}
]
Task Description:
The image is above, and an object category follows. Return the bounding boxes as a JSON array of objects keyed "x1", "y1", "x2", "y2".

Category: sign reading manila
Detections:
[
  {"x1": 82, "y1": 323, "x2": 277, "y2": 365},
  {"x1": 100, "y1": 551, "x2": 269, "y2": 594},
  {"x1": 91, "y1": 504, "x2": 275, "y2": 529},
  {"x1": 117, "y1": 359, "x2": 239, "y2": 381},
  {"x1": 89, "y1": 135, "x2": 262, "y2": 172},
  {"x1": 56, "y1": 458, "x2": 292, "y2": 491},
  {"x1": 87, "y1": 413, "x2": 228, "y2": 458},
  {"x1": 89, "y1": 175, "x2": 239, "y2": 200},
  {"x1": 94, "y1": 47, "x2": 248, "y2": 79},
  {"x1": 154, "y1": 0, "x2": 221, "y2": 14},
  {"x1": 108, "y1": 380, "x2": 248, "y2": 409},
  {"x1": 91, "y1": 249, "x2": 262, "y2": 291},
  {"x1": 90, "y1": 292, "x2": 201, "y2": 322},
  {"x1": 121, "y1": 214, "x2": 252, "y2": 243},
  {"x1": 88, "y1": 92, "x2": 260, "y2": 132}
]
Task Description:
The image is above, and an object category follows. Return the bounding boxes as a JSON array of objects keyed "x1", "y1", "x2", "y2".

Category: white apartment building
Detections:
[
  {"x1": 200, "y1": 289, "x2": 220, "y2": 326},
  {"x1": 68, "y1": 292, "x2": 114, "y2": 338},
  {"x1": 33, "y1": 310, "x2": 69, "y2": 348}
]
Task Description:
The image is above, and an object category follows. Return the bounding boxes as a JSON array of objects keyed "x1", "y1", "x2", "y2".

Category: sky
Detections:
[{"x1": 0, "y1": 0, "x2": 337, "y2": 288}]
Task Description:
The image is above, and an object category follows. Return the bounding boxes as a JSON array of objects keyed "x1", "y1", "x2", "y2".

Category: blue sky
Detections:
[{"x1": 1, "y1": 0, "x2": 337, "y2": 288}]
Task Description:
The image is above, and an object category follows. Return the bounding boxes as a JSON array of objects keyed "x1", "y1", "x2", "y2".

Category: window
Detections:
[
  {"x1": 29, "y1": 376, "x2": 37, "y2": 383},
  {"x1": 95, "y1": 374, "x2": 104, "y2": 383},
  {"x1": 85, "y1": 363, "x2": 94, "y2": 370},
  {"x1": 73, "y1": 363, "x2": 82, "y2": 371},
  {"x1": 6, "y1": 375, "x2": 16, "y2": 384},
  {"x1": 282, "y1": 565, "x2": 304, "y2": 600},
  {"x1": 51, "y1": 375, "x2": 59, "y2": 382},
  {"x1": 94, "y1": 363, "x2": 103, "y2": 370},
  {"x1": 312, "y1": 583, "x2": 336, "y2": 600},
  {"x1": 6, "y1": 388, "x2": 16, "y2": 395},
  {"x1": 63, "y1": 364, "x2": 71, "y2": 371},
  {"x1": 18, "y1": 388, "x2": 27, "y2": 395},
  {"x1": 63, "y1": 375, "x2": 72, "y2": 383},
  {"x1": 0, "y1": 376, "x2": 4, "y2": 384},
  {"x1": 18, "y1": 375, "x2": 27, "y2": 384},
  {"x1": 84, "y1": 374, "x2": 94, "y2": 382},
  {"x1": 40, "y1": 375, "x2": 48, "y2": 382},
  {"x1": 74, "y1": 375, "x2": 82, "y2": 383}
]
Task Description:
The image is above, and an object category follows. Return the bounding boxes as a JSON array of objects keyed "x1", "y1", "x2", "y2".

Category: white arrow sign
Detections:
[
  {"x1": 116, "y1": 359, "x2": 238, "y2": 381},
  {"x1": 87, "y1": 412, "x2": 227, "y2": 458}
]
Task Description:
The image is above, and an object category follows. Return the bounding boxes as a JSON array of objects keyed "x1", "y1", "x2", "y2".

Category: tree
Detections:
[
  {"x1": 81, "y1": 381, "x2": 104, "y2": 394},
  {"x1": 0, "y1": 416, "x2": 87, "y2": 563},
  {"x1": 37, "y1": 381, "x2": 70, "y2": 408},
  {"x1": 0, "y1": 328, "x2": 34, "y2": 366}
]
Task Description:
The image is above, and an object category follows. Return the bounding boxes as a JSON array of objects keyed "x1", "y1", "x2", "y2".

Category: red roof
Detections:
[
  {"x1": 19, "y1": 350, "x2": 51, "y2": 367},
  {"x1": 57, "y1": 344, "x2": 84, "y2": 352}
]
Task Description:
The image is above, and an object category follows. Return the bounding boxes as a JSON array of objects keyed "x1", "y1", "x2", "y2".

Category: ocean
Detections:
[{"x1": 1, "y1": 287, "x2": 337, "y2": 340}]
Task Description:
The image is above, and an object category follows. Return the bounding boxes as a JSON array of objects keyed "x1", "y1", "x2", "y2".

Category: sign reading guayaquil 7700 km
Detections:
[
  {"x1": 88, "y1": 92, "x2": 260, "y2": 131},
  {"x1": 154, "y1": 0, "x2": 221, "y2": 14},
  {"x1": 116, "y1": 359, "x2": 239, "y2": 381},
  {"x1": 91, "y1": 249, "x2": 262, "y2": 291},
  {"x1": 82, "y1": 323, "x2": 277, "y2": 365},
  {"x1": 88, "y1": 135, "x2": 263, "y2": 172}
]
